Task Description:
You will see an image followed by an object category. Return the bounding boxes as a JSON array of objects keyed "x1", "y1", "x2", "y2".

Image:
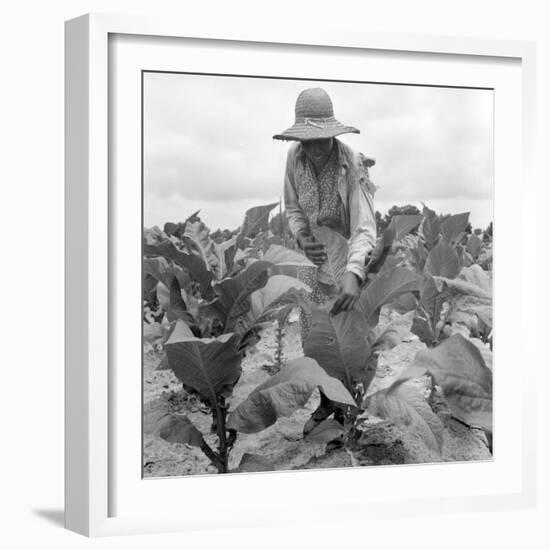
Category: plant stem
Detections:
[
  {"x1": 275, "y1": 326, "x2": 284, "y2": 372},
  {"x1": 200, "y1": 441, "x2": 223, "y2": 471},
  {"x1": 431, "y1": 295, "x2": 440, "y2": 346},
  {"x1": 213, "y1": 397, "x2": 229, "y2": 473}
]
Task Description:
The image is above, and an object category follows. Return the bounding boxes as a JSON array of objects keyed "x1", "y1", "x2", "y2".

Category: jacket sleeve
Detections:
[
  {"x1": 283, "y1": 144, "x2": 309, "y2": 237},
  {"x1": 345, "y1": 165, "x2": 377, "y2": 281}
]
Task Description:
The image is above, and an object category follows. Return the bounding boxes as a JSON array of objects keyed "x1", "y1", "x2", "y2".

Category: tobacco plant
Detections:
[
  {"x1": 285, "y1": 215, "x2": 492, "y2": 455},
  {"x1": 143, "y1": 257, "x2": 313, "y2": 471},
  {"x1": 227, "y1": 218, "x2": 429, "y2": 450},
  {"x1": 143, "y1": 205, "x2": 318, "y2": 473},
  {"x1": 261, "y1": 303, "x2": 296, "y2": 375},
  {"x1": 146, "y1": 321, "x2": 356, "y2": 473},
  {"x1": 144, "y1": 206, "x2": 493, "y2": 473}
]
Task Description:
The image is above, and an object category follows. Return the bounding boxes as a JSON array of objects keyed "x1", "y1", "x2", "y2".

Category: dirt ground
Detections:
[{"x1": 142, "y1": 308, "x2": 492, "y2": 477}]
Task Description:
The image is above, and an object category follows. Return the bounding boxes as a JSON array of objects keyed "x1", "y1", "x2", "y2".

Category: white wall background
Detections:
[{"x1": 0, "y1": 1, "x2": 547, "y2": 548}]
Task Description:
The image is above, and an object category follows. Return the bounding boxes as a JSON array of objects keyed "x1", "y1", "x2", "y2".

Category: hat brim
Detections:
[{"x1": 273, "y1": 119, "x2": 360, "y2": 141}]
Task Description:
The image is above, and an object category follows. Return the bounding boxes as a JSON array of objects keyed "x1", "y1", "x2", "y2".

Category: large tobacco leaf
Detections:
[
  {"x1": 227, "y1": 357, "x2": 356, "y2": 433},
  {"x1": 163, "y1": 221, "x2": 186, "y2": 239},
  {"x1": 312, "y1": 225, "x2": 348, "y2": 292},
  {"x1": 183, "y1": 220, "x2": 224, "y2": 279},
  {"x1": 233, "y1": 453, "x2": 274, "y2": 473},
  {"x1": 303, "y1": 307, "x2": 370, "y2": 393},
  {"x1": 236, "y1": 202, "x2": 279, "y2": 248},
  {"x1": 356, "y1": 267, "x2": 421, "y2": 326},
  {"x1": 251, "y1": 230, "x2": 282, "y2": 251},
  {"x1": 263, "y1": 243, "x2": 315, "y2": 278},
  {"x1": 433, "y1": 276, "x2": 491, "y2": 300},
  {"x1": 163, "y1": 210, "x2": 202, "y2": 237},
  {"x1": 163, "y1": 210, "x2": 201, "y2": 239},
  {"x1": 242, "y1": 202, "x2": 279, "y2": 237},
  {"x1": 396, "y1": 333, "x2": 492, "y2": 431},
  {"x1": 244, "y1": 231, "x2": 288, "y2": 259},
  {"x1": 143, "y1": 257, "x2": 194, "y2": 323},
  {"x1": 143, "y1": 225, "x2": 166, "y2": 245},
  {"x1": 262, "y1": 244, "x2": 315, "y2": 267},
  {"x1": 423, "y1": 240, "x2": 461, "y2": 279},
  {"x1": 144, "y1": 408, "x2": 204, "y2": 448},
  {"x1": 441, "y1": 212, "x2": 470, "y2": 246},
  {"x1": 465, "y1": 234, "x2": 482, "y2": 260},
  {"x1": 305, "y1": 418, "x2": 345, "y2": 444},
  {"x1": 390, "y1": 292, "x2": 418, "y2": 315},
  {"x1": 214, "y1": 235, "x2": 238, "y2": 278},
  {"x1": 376, "y1": 255, "x2": 402, "y2": 275},
  {"x1": 366, "y1": 215, "x2": 423, "y2": 274},
  {"x1": 410, "y1": 275, "x2": 446, "y2": 345},
  {"x1": 143, "y1": 256, "x2": 191, "y2": 291},
  {"x1": 143, "y1": 275, "x2": 159, "y2": 305},
  {"x1": 433, "y1": 265, "x2": 492, "y2": 339},
  {"x1": 410, "y1": 311, "x2": 436, "y2": 346},
  {"x1": 144, "y1": 239, "x2": 213, "y2": 298},
  {"x1": 385, "y1": 214, "x2": 423, "y2": 243},
  {"x1": 362, "y1": 320, "x2": 410, "y2": 391},
  {"x1": 202, "y1": 261, "x2": 272, "y2": 334},
  {"x1": 418, "y1": 274, "x2": 441, "y2": 307},
  {"x1": 421, "y1": 215, "x2": 442, "y2": 249},
  {"x1": 155, "y1": 280, "x2": 189, "y2": 323},
  {"x1": 422, "y1": 203, "x2": 437, "y2": 219},
  {"x1": 457, "y1": 264, "x2": 492, "y2": 295},
  {"x1": 366, "y1": 382, "x2": 444, "y2": 453},
  {"x1": 475, "y1": 306, "x2": 493, "y2": 334},
  {"x1": 249, "y1": 274, "x2": 311, "y2": 322},
  {"x1": 411, "y1": 241, "x2": 429, "y2": 272},
  {"x1": 262, "y1": 243, "x2": 315, "y2": 279},
  {"x1": 164, "y1": 320, "x2": 242, "y2": 403}
]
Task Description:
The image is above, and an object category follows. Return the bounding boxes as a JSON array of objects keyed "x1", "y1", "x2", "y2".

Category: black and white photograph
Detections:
[
  {"x1": 142, "y1": 72, "x2": 494, "y2": 477},
  {"x1": 2, "y1": 0, "x2": 547, "y2": 544}
]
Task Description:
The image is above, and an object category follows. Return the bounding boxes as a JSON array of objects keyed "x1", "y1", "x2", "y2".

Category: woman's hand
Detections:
[
  {"x1": 331, "y1": 271, "x2": 362, "y2": 315},
  {"x1": 297, "y1": 232, "x2": 327, "y2": 266}
]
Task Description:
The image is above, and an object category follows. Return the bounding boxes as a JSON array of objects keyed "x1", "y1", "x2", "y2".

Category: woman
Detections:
[{"x1": 273, "y1": 87, "x2": 377, "y2": 339}]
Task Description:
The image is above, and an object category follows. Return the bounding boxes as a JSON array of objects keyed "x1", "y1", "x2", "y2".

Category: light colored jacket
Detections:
[{"x1": 283, "y1": 139, "x2": 377, "y2": 281}]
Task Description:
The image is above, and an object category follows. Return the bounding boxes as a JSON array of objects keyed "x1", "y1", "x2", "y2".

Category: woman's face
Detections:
[{"x1": 301, "y1": 138, "x2": 334, "y2": 165}]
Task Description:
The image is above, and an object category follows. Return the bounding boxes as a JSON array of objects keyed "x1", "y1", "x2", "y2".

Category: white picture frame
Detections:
[{"x1": 65, "y1": 13, "x2": 537, "y2": 537}]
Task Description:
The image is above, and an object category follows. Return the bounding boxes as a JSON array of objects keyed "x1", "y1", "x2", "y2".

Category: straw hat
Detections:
[{"x1": 273, "y1": 87, "x2": 360, "y2": 141}]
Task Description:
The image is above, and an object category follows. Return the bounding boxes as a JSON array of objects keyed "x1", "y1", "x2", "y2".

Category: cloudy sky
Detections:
[{"x1": 144, "y1": 72, "x2": 493, "y2": 231}]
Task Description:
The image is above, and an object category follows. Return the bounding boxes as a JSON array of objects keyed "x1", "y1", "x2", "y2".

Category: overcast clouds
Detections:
[{"x1": 144, "y1": 73, "x2": 493, "y2": 231}]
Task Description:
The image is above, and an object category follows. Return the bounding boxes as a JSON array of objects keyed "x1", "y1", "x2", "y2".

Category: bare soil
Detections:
[{"x1": 142, "y1": 308, "x2": 492, "y2": 478}]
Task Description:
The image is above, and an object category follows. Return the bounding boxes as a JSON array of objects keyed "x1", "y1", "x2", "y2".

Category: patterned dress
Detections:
[{"x1": 295, "y1": 145, "x2": 348, "y2": 341}]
